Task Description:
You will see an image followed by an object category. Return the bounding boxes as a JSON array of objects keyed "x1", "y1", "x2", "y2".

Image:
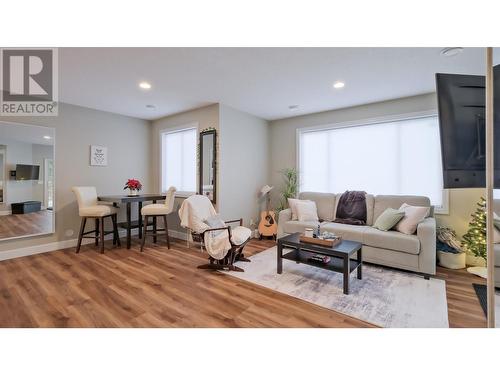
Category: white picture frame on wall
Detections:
[{"x1": 90, "y1": 145, "x2": 108, "y2": 166}]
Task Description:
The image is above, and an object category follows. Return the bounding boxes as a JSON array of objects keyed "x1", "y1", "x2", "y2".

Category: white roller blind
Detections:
[
  {"x1": 161, "y1": 127, "x2": 197, "y2": 193},
  {"x1": 298, "y1": 116, "x2": 444, "y2": 206}
]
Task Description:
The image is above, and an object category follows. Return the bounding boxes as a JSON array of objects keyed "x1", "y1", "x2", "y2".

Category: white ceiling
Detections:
[{"x1": 59, "y1": 47, "x2": 486, "y2": 121}]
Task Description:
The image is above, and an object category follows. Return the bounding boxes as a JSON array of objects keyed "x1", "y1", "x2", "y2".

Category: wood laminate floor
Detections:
[
  {"x1": 437, "y1": 266, "x2": 487, "y2": 328},
  {"x1": 0, "y1": 236, "x2": 487, "y2": 328},
  {"x1": 0, "y1": 210, "x2": 53, "y2": 240}
]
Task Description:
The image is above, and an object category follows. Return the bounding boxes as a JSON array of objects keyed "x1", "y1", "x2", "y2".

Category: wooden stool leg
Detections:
[
  {"x1": 112, "y1": 215, "x2": 117, "y2": 245},
  {"x1": 95, "y1": 218, "x2": 100, "y2": 246},
  {"x1": 76, "y1": 217, "x2": 87, "y2": 253},
  {"x1": 164, "y1": 215, "x2": 170, "y2": 249},
  {"x1": 153, "y1": 216, "x2": 157, "y2": 243},
  {"x1": 100, "y1": 217, "x2": 105, "y2": 254},
  {"x1": 140, "y1": 216, "x2": 147, "y2": 252},
  {"x1": 112, "y1": 214, "x2": 121, "y2": 247}
]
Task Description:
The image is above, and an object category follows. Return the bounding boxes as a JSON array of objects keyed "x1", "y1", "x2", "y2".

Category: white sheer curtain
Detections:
[
  {"x1": 299, "y1": 116, "x2": 444, "y2": 206},
  {"x1": 161, "y1": 127, "x2": 197, "y2": 193}
]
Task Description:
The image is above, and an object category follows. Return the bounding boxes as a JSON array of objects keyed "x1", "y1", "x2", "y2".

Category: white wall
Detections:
[
  {"x1": 150, "y1": 104, "x2": 219, "y2": 233},
  {"x1": 0, "y1": 103, "x2": 152, "y2": 253},
  {"x1": 218, "y1": 104, "x2": 269, "y2": 226},
  {"x1": 32, "y1": 144, "x2": 54, "y2": 205},
  {"x1": 150, "y1": 103, "x2": 269, "y2": 232},
  {"x1": 268, "y1": 93, "x2": 483, "y2": 237},
  {"x1": 0, "y1": 140, "x2": 54, "y2": 212},
  {"x1": 1, "y1": 139, "x2": 35, "y2": 210}
]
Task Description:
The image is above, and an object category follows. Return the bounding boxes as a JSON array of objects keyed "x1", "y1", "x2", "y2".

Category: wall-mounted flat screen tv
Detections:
[
  {"x1": 436, "y1": 73, "x2": 486, "y2": 188},
  {"x1": 15, "y1": 164, "x2": 40, "y2": 180}
]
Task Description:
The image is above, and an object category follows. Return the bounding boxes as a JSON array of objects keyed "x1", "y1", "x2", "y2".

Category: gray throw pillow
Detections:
[
  {"x1": 204, "y1": 215, "x2": 226, "y2": 237},
  {"x1": 373, "y1": 208, "x2": 405, "y2": 231}
]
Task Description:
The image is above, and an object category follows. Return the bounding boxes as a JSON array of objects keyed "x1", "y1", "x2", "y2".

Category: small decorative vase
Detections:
[{"x1": 128, "y1": 188, "x2": 138, "y2": 196}]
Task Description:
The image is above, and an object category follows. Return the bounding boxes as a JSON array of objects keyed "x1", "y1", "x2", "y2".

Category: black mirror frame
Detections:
[{"x1": 199, "y1": 129, "x2": 217, "y2": 204}]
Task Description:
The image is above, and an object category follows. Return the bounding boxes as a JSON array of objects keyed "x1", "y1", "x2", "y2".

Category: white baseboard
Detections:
[
  {"x1": 168, "y1": 229, "x2": 188, "y2": 241},
  {"x1": 0, "y1": 237, "x2": 87, "y2": 262},
  {"x1": 0, "y1": 227, "x2": 188, "y2": 262}
]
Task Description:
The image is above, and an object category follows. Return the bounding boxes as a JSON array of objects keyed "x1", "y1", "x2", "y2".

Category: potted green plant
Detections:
[{"x1": 276, "y1": 167, "x2": 298, "y2": 214}]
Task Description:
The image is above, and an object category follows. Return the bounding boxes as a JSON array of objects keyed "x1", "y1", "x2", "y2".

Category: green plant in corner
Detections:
[{"x1": 276, "y1": 167, "x2": 298, "y2": 213}]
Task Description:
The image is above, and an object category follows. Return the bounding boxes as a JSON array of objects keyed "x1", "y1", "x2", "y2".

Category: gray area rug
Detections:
[{"x1": 228, "y1": 246, "x2": 449, "y2": 328}]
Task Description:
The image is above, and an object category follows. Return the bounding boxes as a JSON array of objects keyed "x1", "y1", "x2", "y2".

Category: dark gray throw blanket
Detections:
[{"x1": 334, "y1": 191, "x2": 367, "y2": 225}]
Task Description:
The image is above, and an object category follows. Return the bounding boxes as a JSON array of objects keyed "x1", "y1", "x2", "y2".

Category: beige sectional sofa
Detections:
[{"x1": 278, "y1": 192, "x2": 436, "y2": 276}]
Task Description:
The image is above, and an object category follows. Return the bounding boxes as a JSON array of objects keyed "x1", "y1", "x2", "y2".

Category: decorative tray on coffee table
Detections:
[{"x1": 299, "y1": 235, "x2": 342, "y2": 247}]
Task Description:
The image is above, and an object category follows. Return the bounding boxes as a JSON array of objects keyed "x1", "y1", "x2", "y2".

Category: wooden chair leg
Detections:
[
  {"x1": 140, "y1": 216, "x2": 147, "y2": 252},
  {"x1": 112, "y1": 215, "x2": 117, "y2": 245},
  {"x1": 76, "y1": 217, "x2": 87, "y2": 253},
  {"x1": 95, "y1": 218, "x2": 100, "y2": 246},
  {"x1": 153, "y1": 216, "x2": 157, "y2": 243},
  {"x1": 164, "y1": 215, "x2": 170, "y2": 249},
  {"x1": 112, "y1": 214, "x2": 121, "y2": 247},
  {"x1": 100, "y1": 217, "x2": 105, "y2": 254}
]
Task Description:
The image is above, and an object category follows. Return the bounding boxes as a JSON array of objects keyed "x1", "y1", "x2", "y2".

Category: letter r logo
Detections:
[{"x1": 1, "y1": 49, "x2": 53, "y2": 102}]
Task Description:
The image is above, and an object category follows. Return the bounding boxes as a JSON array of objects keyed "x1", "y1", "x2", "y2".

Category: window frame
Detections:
[
  {"x1": 158, "y1": 123, "x2": 198, "y2": 197},
  {"x1": 296, "y1": 111, "x2": 449, "y2": 215}
]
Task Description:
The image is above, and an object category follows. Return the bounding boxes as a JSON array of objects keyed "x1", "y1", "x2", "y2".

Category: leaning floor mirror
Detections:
[
  {"x1": 199, "y1": 128, "x2": 216, "y2": 203},
  {"x1": 0, "y1": 121, "x2": 55, "y2": 241}
]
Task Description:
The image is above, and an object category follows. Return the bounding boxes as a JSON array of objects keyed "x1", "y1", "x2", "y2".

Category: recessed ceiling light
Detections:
[
  {"x1": 440, "y1": 47, "x2": 464, "y2": 57},
  {"x1": 145, "y1": 104, "x2": 156, "y2": 109},
  {"x1": 333, "y1": 81, "x2": 345, "y2": 89},
  {"x1": 288, "y1": 105, "x2": 300, "y2": 111},
  {"x1": 139, "y1": 81, "x2": 152, "y2": 90},
  {"x1": 43, "y1": 135, "x2": 51, "y2": 140}
]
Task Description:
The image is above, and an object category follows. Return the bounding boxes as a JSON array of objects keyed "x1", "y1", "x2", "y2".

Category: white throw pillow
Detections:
[
  {"x1": 295, "y1": 200, "x2": 319, "y2": 222},
  {"x1": 288, "y1": 198, "x2": 312, "y2": 221},
  {"x1": 395, "y1": 203, "x2": 430, "y2": 235}
]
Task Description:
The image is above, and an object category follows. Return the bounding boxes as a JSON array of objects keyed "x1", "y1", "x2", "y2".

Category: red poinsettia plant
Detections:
[{"x1": 124, "y1": 178, "x2": 142, "y2": 191}]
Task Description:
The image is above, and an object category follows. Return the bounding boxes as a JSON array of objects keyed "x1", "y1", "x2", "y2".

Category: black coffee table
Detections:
[{"x1": 277, "y1": 232, "x2": 362, "y2": 295}]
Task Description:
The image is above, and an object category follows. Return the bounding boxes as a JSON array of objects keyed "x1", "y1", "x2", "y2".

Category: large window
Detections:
[
  {"x1": 160, "y1": 127, "x2": 197, "y2": 193},
  {"x1": 298, "y1": 115, "x2": 446, "y2": 209}
]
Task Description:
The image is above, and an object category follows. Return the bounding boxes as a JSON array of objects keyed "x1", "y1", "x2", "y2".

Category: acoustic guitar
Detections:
[{"x1": 258, "y1": 188, "x2": 277, "y2": 239}]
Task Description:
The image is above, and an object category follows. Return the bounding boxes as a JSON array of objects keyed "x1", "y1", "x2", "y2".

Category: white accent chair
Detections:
[
  {"x1": 72, "y1": 186, "x2": 120, "y2": 253},
  {"x1": 140, "y1": 186, "x2": 177, "y2": 251}
]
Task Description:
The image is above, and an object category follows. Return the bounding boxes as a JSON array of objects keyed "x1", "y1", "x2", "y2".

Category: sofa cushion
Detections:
[
  {"x1": 373, "y1": 195, "x2": 431, "y2": 223},
  {"x1": 494, "y1": 200, "x2": 500, "y2": 216},
  {"x1": 365, "y1": 194, "x2": 375, "y2": 225},
  {"x1": 321, "y1": 222, "x2": 370, "y2": 243},
  {"x1": 283, "y1": 220, "x2": 320, "y2": 235},
  {"x1": 298, "y1": 192, "x2": 336, "y2": 221},
  {"x1": 364, "y1": 227, "x2": 420, "y2": 255},
  {"x1": 495, "y1": 244, "x2": 500, "y2": 267}
]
